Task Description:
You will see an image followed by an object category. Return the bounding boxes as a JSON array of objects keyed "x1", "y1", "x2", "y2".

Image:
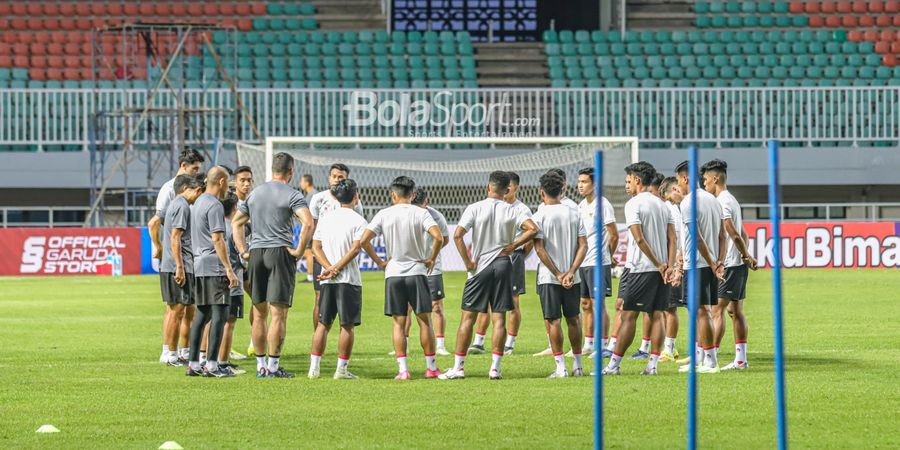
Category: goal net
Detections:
[{"x1": 235, "y1": 137, "x2": 639, "y2": 222}]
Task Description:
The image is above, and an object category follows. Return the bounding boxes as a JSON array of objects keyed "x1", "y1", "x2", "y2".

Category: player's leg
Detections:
[
  {"x1": 334, "y1": 324, "x2": 356, "y2": 379},
  {"x1": 687, "y1": 268, "x2": 719, "y2": 373},
  {"x1": 223, "y1": 294, "x2": 245, "y2": 362},
  {"x1": 538, "y1": 284, "x2": 568, "y2": 378},
  {"x1": 163, "y1": 304, "x2": 182, "y2": 365},
  {"x1": 266, "y1": 303, "x2": 291, "y2": 376},
  {"x1": 504, "y1": 251, "x2": 525, "y2": 355},
  {"x1": 441, "y1": 268, "x2": 491, "y2": 380},
  {"x1": 432, "y1": 300, "x2": 447, "y2": 354},
  {"x1": 311, "y1": 260, "x2": 322, "y2": 332},
  {"x1": 662, "y1": 307, "x2": 679, "y2": 361},
  {"x1": 251, "y1": 302, "x2": 269, "y2": 375},
  {"x1": 244, "y1": 270, "x2": 254, "y2": 357},
  {"x1": 309, "y1": 321, "x2": 331, "y2": 379},
  {"x1": 607, "y1": 298, "x2": 623, "y2": 352},
  {"x1": 391, "y1": 314, "x2": 410, "y2": 378},
  {"x1": 631, "y1": 313, "x2": 652, "y2": 359},
  {"x1": 205, "y1": 303, "x2": 230, "y2": 375},
  {"x1": 411, "y1": 275, "x2": 438, "y2": 378},
  {"x1": 200, "y1": 322, "x2": 210, "y2": 365},
  {"x1": 726, "y1": 300, "x2": 749, "y2": 369},
  {"x1": 179, "y1": 305, "x2": 195, "y2": 360},
  {"x1": 220, "y1": 317, "x2": 236, "y2": 364},
  {"x1": 442, "y1": 310, "x2": 477, "y2": 379},
  {"x1": 577, "y1": 266, "x2": 595, "y2": 355},
  {"x1": 333, "y1": 283, "x2": 362, "y2": 379},
  {"x1": 642, "y1": 279, "x2": 668, "y2": 375},
  {"x1": 304, "y1": 248, "x2": 314, "y2": 282},
  {"x1": 470, "y1": 311, "x2": 490, "y2": 354},
  {"x1": 486, "y1": 259, "x2": 512, "y2": 379},
  {"x1": 563, "y1": 287, "x2": 584, "y2": 376},
  {"x1": 187, "y1": 304, "x2": 211, "y2": 375}
]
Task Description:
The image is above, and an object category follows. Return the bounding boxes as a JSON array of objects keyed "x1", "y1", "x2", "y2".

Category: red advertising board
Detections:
[{"x1": 0, "y1": 228, "x2": 142, "y2": 275}]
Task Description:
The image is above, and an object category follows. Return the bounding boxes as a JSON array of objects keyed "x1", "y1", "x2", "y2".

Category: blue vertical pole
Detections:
[
  {"x1": 768, "y1": 139, "x2": 788, "y2": 450},
  {"x1": 593, "y1": 150, "x2": 604, "y2": 450},
  {"x1": 686, "y1": 145, "x2": 699, "y2": 450}
]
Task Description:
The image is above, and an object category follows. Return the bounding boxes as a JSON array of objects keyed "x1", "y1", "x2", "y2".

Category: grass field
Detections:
[{"x1": 0, "y1": 269, "x2": 898, "y2": 449}]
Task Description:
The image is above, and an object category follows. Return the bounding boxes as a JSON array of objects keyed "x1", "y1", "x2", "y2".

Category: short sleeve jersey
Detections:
[
  {"x1": 424, "y1": 206, "x2": 449, "y2": 275},
  {"x1": 509, "y1": 199, "x2": 533, "y2": 249},
  {"x1": 224, "y1": 219, "x2": 244, "y2": 296},
  {"x1": 578, "y1": 196, "x2": 617, "y2": 267},
  {"x1": 313, "y1": 207, "x2": 367, "y2": 286},
  {"x1": 238, "y1": 181, "x2": 308, "y2": 250},
  {"x1": 155, "y1": 177, "x2": 176, "y2": 217},
  {"x1": 533, "y1": 203, "x2": 586, "y2": 285},
  {"x1": 680, "y1": 189, "x2": 723, "y2": 270},
  {"x1": 366, "y1": 204, "x2": 437, "y2": 278},
  {"x1": 666, "y1": 200, "x2": 684, "y2": 256},
  {"x1": 160, "y1": 195, "x2": 193, "y2": 274},
  {"x1": 536, "y1": 196, "x2": 578, "y2": 213},
  {"x1": 624, "y1": 192, "x2": 674, "y2": 274},
  {"x1": 191, "y1": 193, "x2": 228, "y2": 277},
  {"x1": 717, "y1": 190, "x2": 744, "y2": 268},
  {"x1": 458, "y1": 198, "x2": 530, "y2": 278},
  {"x1": 309, "y1": 190, "x2": 364, "y2": 220}
]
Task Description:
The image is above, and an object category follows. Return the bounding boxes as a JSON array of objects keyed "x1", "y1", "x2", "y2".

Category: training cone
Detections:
[
  {"x1": 158, "y1": 441, "x2": 183, "y2": 450},
  {"x1": 36, "y1": 425, "x2": 60, "y2": 433}
]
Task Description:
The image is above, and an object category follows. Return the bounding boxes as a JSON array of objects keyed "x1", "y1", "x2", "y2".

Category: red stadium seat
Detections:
[
  {"x1": 34, "y1": 33, "x2": 51, "y2": 45},
  {"x1": 220, "y1": 18, "x2": 237, "y2": 28},
  {"x1": 64, "y1": 43, "x2": 80, "y2": 56},
  {"x1": 252, "y1": 3, "x2": 268, "y2": 15},
  {"x1": 13, "y1": 55, "x2": 28, "y2": 67},
  {"x1": 138, "y1": 3, "x2": 154, "y2": 16},
  {"x1": 236, "y1": 4, "x2": 252, "y2": 15},
  {"x1": 59, "y1": 18, "x2": 76, "y2": 30},
  {"x1": 203, "y1": 4, "x2": 220, "y2": 15},
  {"x1": 47, "y1": 56, "x2": 64, "y2": 68},
  {"x1": 876, "y1": 15, "x2": 893, "y2": 26},
  {"x1": 47, "y1": 68, "x2": 65, "y2": 80},
  {"x1": 863, "y1": 30, "x2": 879, "y2": 41},
  {"x1": 10, "y1": 19, "x2": 27, "y2": 30},
  {"x1": 45, "y1": 18, "x2": 62, "y2": 31},
  {"x1": 13, "y1": 43, "x2": 28, "y2": 54},
  {"x1": 0, "y1": 42, "x2": 8, "y2": 56},
  {"x1": 79, "y1": 67, "x2": 92, "y2": 79},
  {"x1": 30, "y1": 68, "x2": 48, "y2": 81},
  {"x1": 11, "y1": 2, "x2": 27, "y2": 15},
  {"x1": 840, "y1": 15, "x2": 858, "y2": 26},
  {"x1": 238, "y1": 19, "x2": 253, "y2": 31},
  {"x1": 803, "y1": 1, "x2": 820, "y2": 12},
  {"x1": 883, "y1": 54, "x2": 898, "y2": 66},
  {"x1": 124, "y1": 3, "x2": 139, "y2": 15},
  {"x1": 836, "y1": 1, "x2": 853, "y2": 11},
  {"x1": 220, "y1": 4, "x2": 236, "y2": 15},
  {"x1": 848, "y1": 30, "x2": 864, "y2": 41},
  {"x1": 75, "y1": 3, "x2": 91, "y2": 16},
  {"x1": 48, "y1": 32, "x2": 66, "y2": 43},
  {"x1": 851, "y1": 1, "x2": 868, "y2": 12},
  {"x1": 31, "y1": 55, "x2": 48, "y2": 68},
  {"x1": 27, "y1": 19, "x2": 43, "y2": 30},
  {"x1": 91, "y1": 19, "x2": 106, "y2": 29},
  {"x1": 91, "y1": 3, "x2": 106, "y2": 16},
  {"x1": 171, "y1": 4, "x2": 188, "y2": 16},
  {"x1": 789, "y1": 2, "x2": 805, "y2": 13},
  {"x1": 154, "y1": 4, "x2": 171, "y2": 16},
  {"x1": 869, "y1": 1, "x2": 885, "y2": 11},
  {"x1": 188, "y1": 4, "x2": 204, "y2": 16},
  {"x1": 76, "y1": 19, "x2": 92, "y2": 30},
  {"x1": 874, "y1": 41, "x2": 891, "y2": 53},
  {"x1": 825, "y1": 15, "x2": 841, "y2": 26},
  {"x1": 0, "y1": 3, "x2": 9, "y2": 15},
  {"x1": 808, "y1": 15, "x2": 826, "y2": 27},
  {"x1": 879, "y1": 30, "x2": 894, "y2": 41},
  {"x1": 59, "y1": 3, "x2": 75, "y2": 16},
  {"x1": 886, "y1": 0, "x2": 900, "y2": 11},
  {"x1": 894, "y1": 15, "x2": 900, "y2": 25},
  {"x1": 0, "y1": 55, "x2": 12, "y2": 68},
  {"x1": 26, "y1": 2, "x2": 41, "y2": 15},
  {"x1": 821, "y1": 1, "x2": 837, "y2": 11},
  {"x1": 30, "y1": 42, "x2": 47, "y2": 55},
  {"x1": 63, "y1": 67, "x2": 80, "y2": 80},
  {"x1": 858, "y1": 15, "x2": 875, "y2": 26},
  {"x1": 1, "y1": 32, "x2": 15, "y2": 44}
]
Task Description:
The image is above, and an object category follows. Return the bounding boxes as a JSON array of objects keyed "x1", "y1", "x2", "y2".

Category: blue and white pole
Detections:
[
  {"x1": 593, "y1": 150, "x2": 605, "y2": 450},
  {"x1": 686, "y1": 145, "x2": 699, "y2": 450},
  {"x1": 768, "y1": 139, "x2": 788, "y2": 450}
]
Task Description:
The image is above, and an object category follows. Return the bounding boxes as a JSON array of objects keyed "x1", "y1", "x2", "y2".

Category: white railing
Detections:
[{"x1": 1, "y1": 87, "x2": 899, "y2": 150}]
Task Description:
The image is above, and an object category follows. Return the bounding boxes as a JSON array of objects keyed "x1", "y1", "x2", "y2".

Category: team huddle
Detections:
[{"x1": 149, "y1": 148, "x2": 757, "y2": 380}]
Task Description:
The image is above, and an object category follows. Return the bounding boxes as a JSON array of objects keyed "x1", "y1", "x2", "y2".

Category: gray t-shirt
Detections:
[
  {"x1": 366, "y1": 204, "x2": 438, "y2": 278},
  {"x1": 155, "y1": 177, "x2": 176, "y2": 217},
  {"x1": 680, "y1": 189, "x2": 723, "y2": 270},
  {"x1": 160, "y1": 195, "x2": 193, "y2": 274},
  {"x1": 304, "y1": 188, "x2": 318, "y2": 206},
  {"x1": 237, "y1": 181, "x2": 308, "y2": 250},
  {"x1": 424, "y1": 206, "x2": 449, "y2": 275},
  {"x1": 225, "y1": 218, "x2": 244, "y2": 296},
  {"x1": 191, "y1": 193, "x2": 227, "y2": 277},
  {"x1": 458, "y1": 198, "x2": 530, "y2": 277},
  {"x1": 533, "y1": 203, "x2": 587, "y2": 285}
]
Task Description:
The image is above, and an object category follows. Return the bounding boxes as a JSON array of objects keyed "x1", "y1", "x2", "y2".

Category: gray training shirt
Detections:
[
  {"x1": 237, "y1": 181, "x2": 308, "y2": 250},
  {"x1": 191, "y1": 193, "x2": 227, "y2": 277},
  {"x1": 160, "y1": 196, "x2": 193, "y2": 274}
]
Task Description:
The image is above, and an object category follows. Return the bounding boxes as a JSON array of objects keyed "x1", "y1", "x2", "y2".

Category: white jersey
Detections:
[
  {"x1": 624, "y1": 192, "x2": 674, "y2": 274},
  {"x1": 533, "y1": 203, "x2": 586, "y2": 285},
  {"x1": 680, "y1": 189, "x2": 723, "y2": 270},
  {"x1": 578, "y1": 196, "x2": 616, "y2": 267},
  {"x1": 366, "y1": 204, "x2": 437, "y2": 278},
  {"x1": 424, "y1": 206, "x2": 449, "y2": 275},
  {"x1": 155, "y1": 177, "x2": 176, "y2": 217},
  {"x1": 458, "y1": 198, "x2": 530, "y2": 277},
  {"x1": 508, "y1": 199, "x2": 533, "y2": 248},
  {"x1": 666, "y1": 201, "x2": 684, "y2": 256},
  {"x1": 313, "y1": 207, "x2": 367, "y2": 286},
  {"x1": 309, "y1": 189, "x2": 364, "y2": 220},
  {"x1": 717, "y1": 190, "x2": 744, "y2": 268},
  {"x1": 537, "y1": 196, "x2": 578, "y2": 212}
]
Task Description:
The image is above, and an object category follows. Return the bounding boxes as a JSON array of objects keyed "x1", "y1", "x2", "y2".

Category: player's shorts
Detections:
[
  {"x1": 718, "y1": 264, "x2": 748, "y2": 300},
  {"x1": 461, "y1": 257, "x2": 514, "y2": 314},
  {"x1": 622, "y1": 271, "x2": 667, "y2": 313},
  {"x1": 384, "y1": 275, "x2": 432, "y2": 316},
  {"x1": 194, "y1": 276, "x2": 231, "y2": 307},
  {"x1": 248, "y1": 247, "x2": 297, "y2": 307},
  {"x1": 312, "y1": 260, "x2": 322, "y2": 292},
  {"x1": 426, "y1": 274, "x2": 445, "y2": 301},
  {"x1": 578, "y1": 265, "x2": 612, "y2": 299},
  {"x1": 160, "y1": 272, "x2": 195, "y2": 305},
  {"x1": 229, "y1": 294, "x2": 244, "y2": 319},
  {"x1": 537, "y1": 283, "x2": 582, "y2": 320},
  {"x1": 667, "y1": 282, "x2": 686, "y2": 309},
  {"x1": 510, "y1": 249, "x2": 527, "y2": 295},
  {"x1": 319, "y1": 283, "x2": 362, "y2": 326},
  {"x1": 616, "y1": 267, "x2": 632, "y2": 299},
  {"x1": 697, "y1": 266, "x2": 719, "y2": 306}
]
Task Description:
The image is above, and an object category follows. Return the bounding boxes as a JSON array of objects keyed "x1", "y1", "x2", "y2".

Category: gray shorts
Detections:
[
  {"x1": 718, "y1": 264, "x2": 748, "y2": 300},
  {"x1": 461, "y1": 257, "x2": 514, "y2": 314},
  {"x1": 538, "y1": 283, "x2": 581, "y2": 320},
  {"x1": 194, "y1": 276, "x2": 231, "y2": 307},
  {"x1": 319, "y1": 283, "x2": 362, "y2": 326},
  {"x1": 248, "y1": 247, "x2": 297, "y2": 307},
  {"x1": 160, "y1": 272, "x2": 194, "y2": 305},
  {"x1": 229, "y1": 294, "x2": 244, "y2": 319},
  {"x1": 384, "y1": 275, "x2": 432, "y2": 316},
  {"x1": 579, "y1": 265, "x2": 612, "y2": 299},
  {"x1": 510, "y1": 250, "x2": 527, "y2": 295},
  {"x1": 426, "y1": 274, "x2": 445, "y2": 301}
]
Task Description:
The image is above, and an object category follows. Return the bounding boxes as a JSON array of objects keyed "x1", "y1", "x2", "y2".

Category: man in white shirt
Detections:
[
  {"x1": 308, "y1": 179, "x2": 368, "y2": 380},
  {"x1": 702, "y1": 159, "x2": 757, "y2": 371},
  {"x1": 533, "y1": 173, "x2": 588, "y2": 378},
  {"x1": 659, "y1": 176, "x2": 686, "y2": 362},
  {"x1": 440, "y1": 171, "x2": 537, "y2": 380},
  {"x1": 576, "y1": 167, "x2": 618, "y2": 357},
  {"x1": 412, "y1": 188, "x2": 452, "y2": 355},
  {"x1": 360, "y1": 176, "x2": 444, "y2": 381},
  {"x1": 672, "y1": 160, "x2": 727, "y2": 374},
  {"x1": 602, "y1": 162, "x2": 677, "y2": 376}
]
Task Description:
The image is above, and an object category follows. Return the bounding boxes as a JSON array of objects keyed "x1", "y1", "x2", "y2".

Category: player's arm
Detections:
[
  {"x1": 149, "y1": 215, "x2": 163, "y2": 259},
  {"x1": 423, "y1": 225, "x2": 442, "y2": 274},
  {"x1": 359, "y1": 229, "x2": 387, "y2": 270},
  {"x1": 694, "y1": 234, "x2": 725, "y2": 281},
  {"x1": 212, "y1": 231, "x2": 238, "y2": 288},
  {"x1": 533, "y1": 238, "x2": 567, "y2": 286},
  {"x1": 724, "y1": 218, "x2": 757, "y2": 270},
  {"x1": 522, "y1": 240, "x2": 534, "y2": 258},
  {"x1": 453, "y1": 226, "x2": 477, "y2": 272},
  {"x1": 288, "y1": 208, "x2": 314, "y2": 258},
  {"x1": 231, "y1": 210, "x2": 251, "y2": 258},
  {"x1": 566, "y1": 235, "x2": 588, "y2": 286},
  {"x1": 665, "y1": 223, "x2": 679, "y2": 285},
  {"x1": 440, "y1": 234, "x2": 450, "y2": 249},
  {"x1": 171, "y1": 228, "x2": 185, "y2": 286},
  {"x1": 605, "y1": 223, "x2": 619, "y2": 258},
  {"x1": 502, "y1": 218, "x2": 538, "y2": 255},
  {"x1": 331, "y1": 240, "x2": 363, "y2": 276},
  {"x1": 629, "y1": 223, "x2": 667, "y2": 279}
]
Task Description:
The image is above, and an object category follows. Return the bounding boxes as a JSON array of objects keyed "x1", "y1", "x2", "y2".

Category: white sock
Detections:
[
  {"x1": 601, "y1": 336, "x2": 608, "y2": 350},
  {"x1": 735, "y1": 341, "x2": 747, "y2": 364},
  {"x1": 607, "y1": 352, "x2": 623, "y2": 369},
  {"x1": 189, "y1": 361, "x2": 201, "y2": 371},
  {"x1": 647, "y1": 352, "x2": 660, "y2": 371},
  {"x1": 664, "y1": 337, "x2": 676, "y2": 355},
  {"x1": 553, "y1": 352, "x2": 565, "y2": 373},
  {"x1": 163, "y1": 344, "x2": 170, "y2": 353},
  {"x1": 306, "y1": 274, "x2": 313, "y2": 282},
  {"x1": 453, "y1": 353, "x2": 465, "y2": 371},
  {"x1": 337, "y1": 356, "x2": 350, "y2": 371},
  {"x1": 547, "y1": 334, "x2": 553, "y2": 348},
  {"x1": 473, "y1": 332, "x2": 486, "y2": 347},
  {"x1": 695, "y1": 343, "x2": 703, "y2": 363},
  {"x1": 425, "y1": 353, "x2": 437, "y2": 371},
  {"x1": 256, "y1": 355, "x2": 266, "y2": 371},
  {"x1": 199, "y1": 351, "x2": 207, "y2": 363},
  {"x1": 436, "y1": 336, "x2": 445, "y2": 349},
  {"x1": 573, "y1": 351, "x2": 583, "y2": 371},
  {"x1": 714, "y1": 346, "x2": 719, "y2": 359},
  {"x1": 505, "y1": 333, "x2": 517, "y2": 348},
  {"x1": 310, "y1": 353, "x2": 322, "y2": 372},
  {"x1": 267, "y1": 356, "x2": 280, "y2": 372},
  {"x1": 180, "y1": 347, "x2": 190, "y2": 359},
  {"x1": 584, "y1": 336, "x2": 595, "y2": 349},
  {"x1": 639, "y1": 337, "x2": 651, "y2": 353},
  {"x1": 490, "y1": 351, "x2": 502, "y2": 372},
  {"x1": 206, "y1": 360, "x2": 219, "y2": 372},
  {"x1": 607, "y1": 336, "x2": 618, "y2": 351},
  {"x1": 704, "y1": 348, "x2": 717, "y2": 368},
  {"x1": 396, "y1": 355, "x2": 408, "y2": 373}
]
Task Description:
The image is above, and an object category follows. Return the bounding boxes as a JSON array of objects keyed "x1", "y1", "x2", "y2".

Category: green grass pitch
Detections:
[{"x1": 0, "y1": 270, "x2": 897, "y2": 449}]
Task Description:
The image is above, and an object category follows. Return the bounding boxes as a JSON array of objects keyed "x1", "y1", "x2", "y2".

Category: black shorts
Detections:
[
  {"x1": 579, "y1": 265, "x2": 612, "y2": 299},
  {"x1": 248, "y1": 247, "x2": 297, "y2": 307},
  {"x1": 622, "y1": 271, "x2": 667, "y2": 313},
  {"x1": 667, "y1": 282, "x2": 686, "y2": 309},
  {"x1": 718, "y1": 264, "x2": 748, "y2": 300},
  {"x1": 697, "y1": 266, "x2": 719, "y2": 306},
  {"x1": 510, "y1": 250, "x2": 527, "y2": 295},
  {"x1": 160, "y1": 272, "x2": 195, "y2": 305},
  {"x1": 384, "y1": 275, "x2": 432, "y2": 316},
  {"x1": 312, "y1": 260, "x2": 322, "y2": 292},
  {"x1": 194, "y1": 276, "x2": 231, "y2": 307},
  {"x1": 426, "y1": 274, "x2": 445, "y2": 301},
  {"x1": 229, "y1": 294, "x2": 244, "y2": 319},
  {"x1": 461, "y1": 257, "x2": 514, "y2": 314},
  {"x1": 538, "y1": 283, "x2": 582, "y2": 320},
  {"x1": 319, "y1": 283, "x2": 362, "y2": 326},
  {"x1": 616, "y1": 267, "x2": 632, "y2": 299}
]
